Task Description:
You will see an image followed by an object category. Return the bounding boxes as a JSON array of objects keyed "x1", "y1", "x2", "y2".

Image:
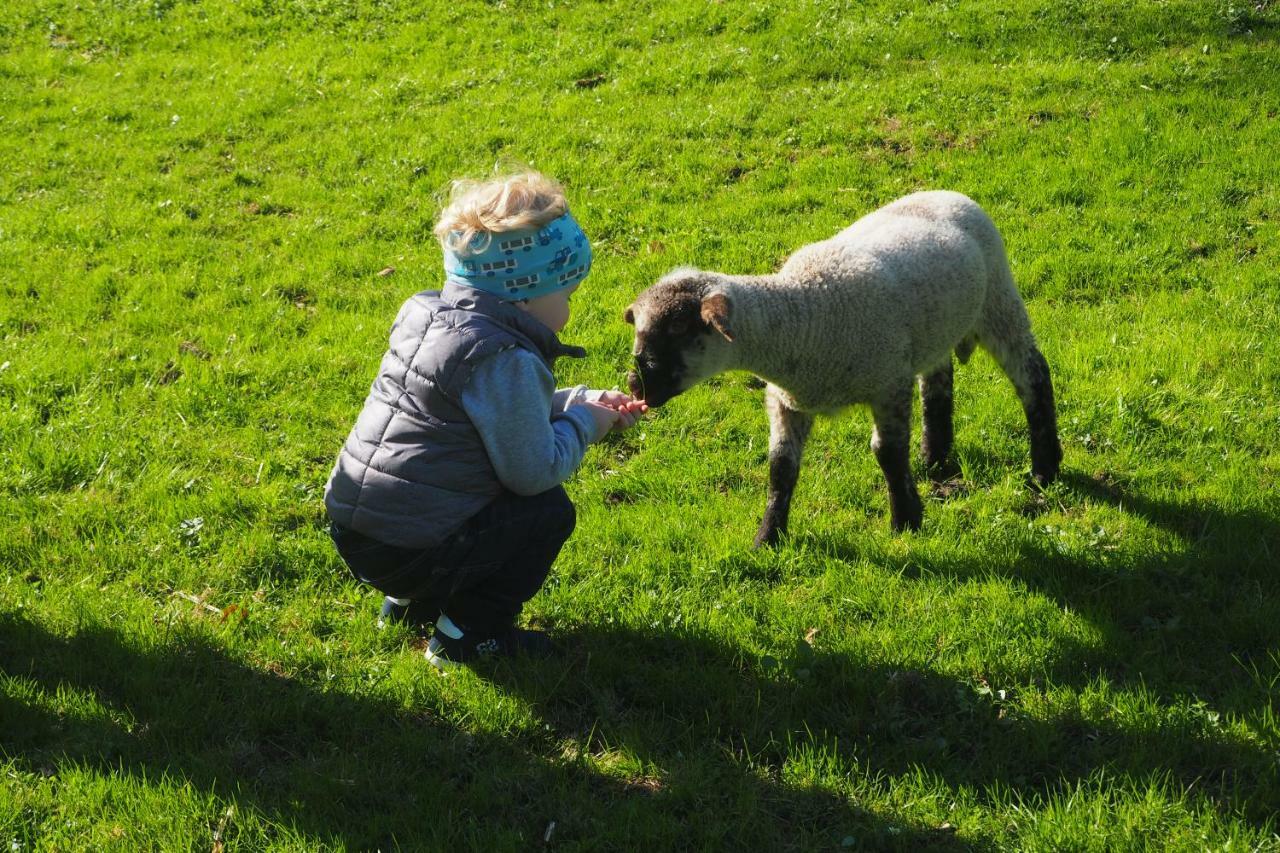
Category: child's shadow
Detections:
[
  {"x1": 0, "y1": 613, "x2": 974, "y2": 850},
  {"x1": 490, "y1": 621, "x2": 1279, "y2": 832}
]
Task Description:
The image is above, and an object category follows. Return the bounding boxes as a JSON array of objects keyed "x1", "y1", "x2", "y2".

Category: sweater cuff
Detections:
[
  {"x1": 556, "y1": 405, "x2": 598, "y2": 445},
  {"x1": 552, "y1": 384, "x2": 593, "y2": 413}
]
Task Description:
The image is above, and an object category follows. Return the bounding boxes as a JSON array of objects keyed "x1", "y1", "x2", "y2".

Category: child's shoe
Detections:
[
  {"x1": 425, "y1": 617, "x2": 553, "y2": 669},
  {"x1": 377, "y1": 597, "x2": 437, "y2": 630}
]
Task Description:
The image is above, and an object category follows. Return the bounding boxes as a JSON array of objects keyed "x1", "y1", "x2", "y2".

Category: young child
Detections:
[{"x1": 324, "y1": 170, "x2": 645, "y2": 668}]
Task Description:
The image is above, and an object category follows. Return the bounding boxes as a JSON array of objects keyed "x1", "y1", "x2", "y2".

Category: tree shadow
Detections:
[
  {"x1": 792, "y1": 450, "x2": 1280, "y2": 773},
  {"x1": 489, "y1": 622, "x2": 1278, "y2": 833},
  {"x1": 7, "y1": 442, "x2": 1276, "y2": 844},
  {"x1": 0, "y1": 613, "x2": 978, "y2": 850},
  {"x1": 944, "y1": 461, "x2": 1276, "y2": 695}
]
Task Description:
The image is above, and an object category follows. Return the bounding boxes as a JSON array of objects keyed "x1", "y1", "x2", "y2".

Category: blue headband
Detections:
[{"x1": 443, "y1": 211, "x2": 592, "y2": 301}]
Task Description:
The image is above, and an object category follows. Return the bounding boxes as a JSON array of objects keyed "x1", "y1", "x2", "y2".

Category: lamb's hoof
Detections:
[
  {"x1": 1029, "y1": 442, "x2": 1062, "y2": 489},
  {"x1": 752, "y1": 526, "x2": 782, "y2": 549},
  {"x1": 1027, "y1": 468, "x2": 1058, "y2": 492},
  {"x1": 890, "y1": 513, "x2": 923, "y2": 533}
]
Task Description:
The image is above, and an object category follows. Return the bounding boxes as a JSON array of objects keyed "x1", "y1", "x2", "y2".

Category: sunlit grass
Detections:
[{"x1": 2, "y1": 0, "x2": 1279, "y2": 849}]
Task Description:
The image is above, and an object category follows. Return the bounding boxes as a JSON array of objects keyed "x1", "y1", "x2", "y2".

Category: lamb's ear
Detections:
[
  {"x1": 623, "y1": 305, "x2": 636, "y2": 325},
  {"x1": 700, "y1": 292, "x2": 735, "y2": 342}
]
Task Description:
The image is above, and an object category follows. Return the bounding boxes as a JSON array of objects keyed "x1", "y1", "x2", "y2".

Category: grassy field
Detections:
[{"x1": 3, "y1": 0, "x2": 1280, "y2": 849}]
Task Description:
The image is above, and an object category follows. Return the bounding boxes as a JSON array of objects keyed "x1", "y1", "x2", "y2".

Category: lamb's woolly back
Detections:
[{"x1": 688, "y1": 191, "x2": 1028, "y2": 410}]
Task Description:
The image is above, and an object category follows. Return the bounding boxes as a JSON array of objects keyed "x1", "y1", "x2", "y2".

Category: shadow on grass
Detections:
[
  {"x1": 7, "y1": 456, "x2": 1277, "y2": 843},
  {"x1": 773, "y1": 454, "x2": 1280, "y2": 824},
  {"x1": 490, "y1": 622, "x2": 1278, "y2": 834},
  {"x1": 908, "y1": 463, "x2": 1280, "y2": 710},
  {"x1": 0, "y1": 613, "x2": 977, "y2": 851}
]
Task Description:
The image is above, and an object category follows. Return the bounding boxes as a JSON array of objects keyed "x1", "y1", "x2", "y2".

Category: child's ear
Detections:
[
  {"x1": 623, "y1": 305, "x2": 636, "y2": 325},
  {"x1": 700, "y1": 292, "x2": 734, "y2": 342}
]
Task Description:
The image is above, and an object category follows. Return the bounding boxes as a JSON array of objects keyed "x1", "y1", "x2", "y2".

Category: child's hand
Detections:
[
  {"x1": 578, "y1": 401, "x2": 621, "y2": 443},
  {"x1": 594, "y1": 390, "x2": 649, "y2": 433},
  {"x1": 595, "y1": 390, "x2": 638, "y2": 409},
  {"x1": 610, "y1": 399, "x2": 647, "y2": 432}
]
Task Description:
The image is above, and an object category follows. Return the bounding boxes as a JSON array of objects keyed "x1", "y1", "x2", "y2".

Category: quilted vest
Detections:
[{"x1": 324, "y1": 281, "x2": 585, "y2": 548}]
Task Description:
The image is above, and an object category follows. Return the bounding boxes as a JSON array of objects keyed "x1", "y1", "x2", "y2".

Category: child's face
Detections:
[{"x1": 517, "y1": 283, "x2": 579, "y2": 333}]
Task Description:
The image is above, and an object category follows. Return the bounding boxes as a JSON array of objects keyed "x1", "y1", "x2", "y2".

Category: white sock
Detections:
[
  {"x1": 435, "y1": 613, "x2": 464, "y2": 640},
  {"x1": 386, "y1": 597, "x2": 410, "y2": 606}
]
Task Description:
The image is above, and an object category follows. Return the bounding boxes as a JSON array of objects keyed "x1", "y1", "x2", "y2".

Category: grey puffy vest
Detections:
[{"x1": 324, "y1": 282, "x2": 585, "y2": 548}]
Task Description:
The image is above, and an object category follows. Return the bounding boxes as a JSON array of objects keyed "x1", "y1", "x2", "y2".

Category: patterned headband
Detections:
[{"x1": 443, "y1": 211, "x2": 593, "y2": 301}]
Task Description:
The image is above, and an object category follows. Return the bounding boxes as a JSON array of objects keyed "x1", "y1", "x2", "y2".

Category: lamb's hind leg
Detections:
[
  {"x1": 919, "y1": 358, "x2": 961, "y2": 482},
  {"x1": 872, "y1": 384, "x2": 923, "y2": 532},
  {"x1": 987, "y1": 336, "x2": 1063, "y2": 486},
  {"x1": 754, "y1": 386, "x2": 814, "y2": 549}
]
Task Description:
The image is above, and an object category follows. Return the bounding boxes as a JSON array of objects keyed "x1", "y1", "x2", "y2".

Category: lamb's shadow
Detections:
[
  {"x1": 950, "y1": 448, "x2": 1278, "y2": 558},
  {"x1": 0, "y1": 613, "x2": 971, "y2": 850},
  {"x1": 488, "y1": 622, "x2": 1278, "y2": 831},
  {"x1": 804, "y1": 455, "x2": 1280, "y2": 727}
]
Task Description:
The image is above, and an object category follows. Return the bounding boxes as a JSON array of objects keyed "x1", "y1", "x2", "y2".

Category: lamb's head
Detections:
[{"x1": 624, "y1": 269, "x2": 737, "y2": 407}]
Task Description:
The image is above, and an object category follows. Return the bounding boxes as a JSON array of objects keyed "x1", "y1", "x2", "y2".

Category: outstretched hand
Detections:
[
  {"x1": 595, "y1": 390, "x2": 649, "y2": 432},
  {"x1": 578, "y1": 402, "x2": 621, "y2": 443}
]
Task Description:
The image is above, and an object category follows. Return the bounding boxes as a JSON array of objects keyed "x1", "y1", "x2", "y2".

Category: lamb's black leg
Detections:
[
  {"x1": 919, "y1": 359, "x2": 960, "y2": 482},
  {"x1": 989, "y1": 338, "x2": 1062, "y2": 487},
  {"x1": 754, "y1": 386, "x2": 814, "y2": 549},
  {"x1": 1021, "y1": 347, "x2": 1062, "y2": 486},
  {"x1": 872, "y1": 387, "x2": 923, "y2": 532}
]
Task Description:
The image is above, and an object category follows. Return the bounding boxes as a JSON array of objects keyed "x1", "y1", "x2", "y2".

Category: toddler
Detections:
[{"x1": 324, "y1": 170, "x2": 645, "y2": 668}]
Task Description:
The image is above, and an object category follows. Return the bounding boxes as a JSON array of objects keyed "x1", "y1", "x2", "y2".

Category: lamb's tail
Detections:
[{"x1": 955, "y1": 335, "x2": 978, "y2": 365}]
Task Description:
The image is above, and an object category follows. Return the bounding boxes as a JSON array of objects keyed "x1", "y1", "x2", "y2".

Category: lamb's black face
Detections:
[{"x1": 625, "y1": 281, "x2": 712, "y2": 407}]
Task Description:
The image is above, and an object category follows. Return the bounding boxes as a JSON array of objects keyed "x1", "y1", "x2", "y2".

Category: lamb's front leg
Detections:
[
  {"x1": 872, "y1": 386, "x2": 923, "y2": 532},
  {"x1": 754, "y1": 386, "x2": 814, "y2": 549}
]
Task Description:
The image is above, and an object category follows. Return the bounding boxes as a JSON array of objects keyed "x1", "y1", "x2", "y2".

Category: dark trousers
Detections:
[{"x1": 330, "y1": 486, "x2": 576, "y2": 632}]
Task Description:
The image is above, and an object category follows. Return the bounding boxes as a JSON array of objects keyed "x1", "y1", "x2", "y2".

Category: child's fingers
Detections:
[
  {"x1": 598, "y1": 389, "x2": 634, "y2": 409},
  {"x1": 593, "y1": 393, "x2": 647, "y2": 423}
]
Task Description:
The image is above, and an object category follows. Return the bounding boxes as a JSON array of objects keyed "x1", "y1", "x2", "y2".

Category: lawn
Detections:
[{"x1": 2, "y1": 0, "x2": 1279, "y2": 849}]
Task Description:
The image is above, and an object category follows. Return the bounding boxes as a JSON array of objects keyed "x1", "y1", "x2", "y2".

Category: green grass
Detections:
[{"x1": 3, "y1": 0, "x2": 1280, "y2": 848}]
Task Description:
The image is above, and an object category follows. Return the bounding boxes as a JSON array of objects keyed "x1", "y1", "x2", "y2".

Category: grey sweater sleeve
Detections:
[
  {"x1": 552, "y1": 385, "x2": 604, "y2": 413},
  {"x1": 460, "y1": 348, "x2": 598, "y2": 496}
]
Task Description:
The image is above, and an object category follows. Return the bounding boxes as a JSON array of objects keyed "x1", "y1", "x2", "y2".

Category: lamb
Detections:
[{"x1": 624, "y1": 190, "x2": 1062, "y2": 546}]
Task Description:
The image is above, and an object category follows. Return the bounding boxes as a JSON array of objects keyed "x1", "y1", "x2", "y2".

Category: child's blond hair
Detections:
[{"x1": 434, "y1": 170, "x2": 568, "y2": 255}]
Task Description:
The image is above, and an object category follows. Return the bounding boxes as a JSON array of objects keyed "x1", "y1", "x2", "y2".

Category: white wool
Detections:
[{"x1": 690, "y1": 190, "x2": 1038, "y2": 412}]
